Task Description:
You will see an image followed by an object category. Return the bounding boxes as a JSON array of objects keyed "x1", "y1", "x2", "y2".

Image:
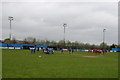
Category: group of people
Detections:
[
  {"x1": 30, "y1": 47, "x2": 108, "y2": 55},
  {"x1": 88, "y1": 49, "x2": 109, "y2": 54},
  {"x1": 29, "y1": 47, "x2": 54, "y2": 54},
  {"x1": 41, "y1": 48, "x2": 54, "y2": 54}
]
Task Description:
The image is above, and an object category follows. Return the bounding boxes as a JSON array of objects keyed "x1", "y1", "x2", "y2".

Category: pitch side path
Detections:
[{"x1": 2, "y1": 49, "x2": 118, "y2": 78}]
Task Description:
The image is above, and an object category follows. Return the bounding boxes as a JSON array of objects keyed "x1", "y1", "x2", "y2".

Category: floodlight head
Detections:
[
  {"x1": 8, "y1": 16, "x2": 14, "y2": 20},
  {"x1": 63, "y1": 23, "x2": 67, "y2": 27},
  {"x1": 103, "y1": 29, "x2": 106, "y2": 32}
]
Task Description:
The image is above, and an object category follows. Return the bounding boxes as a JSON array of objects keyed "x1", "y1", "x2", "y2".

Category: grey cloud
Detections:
[{"x1": 2, "y1": 2, "x2": 118, "y2": 45}]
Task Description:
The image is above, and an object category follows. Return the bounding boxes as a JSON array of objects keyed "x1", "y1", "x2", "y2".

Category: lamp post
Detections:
[
  {"x1": 63, "y1": 23, "x2": 67, "y2": 47},
  {"x1": 8, "y1": 16, "x2": 13, "y2": 40},
  {"x1": 103, "y1": 29, "x2": 106, "y2": 50}
]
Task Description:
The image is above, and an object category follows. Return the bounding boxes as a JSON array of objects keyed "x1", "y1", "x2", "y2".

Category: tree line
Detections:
[{"x1": 1, "y1": 37, "x2": 119, "y2": 50}]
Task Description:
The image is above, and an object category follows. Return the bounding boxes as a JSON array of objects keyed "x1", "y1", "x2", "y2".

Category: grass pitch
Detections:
[{"x1": 2, "y1": 49, "x2": 118, "y2": 78}]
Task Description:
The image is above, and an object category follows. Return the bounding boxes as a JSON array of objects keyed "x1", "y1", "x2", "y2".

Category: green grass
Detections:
[{"x1": 2, "y1": 49, "x2": 118, "y2": 78}]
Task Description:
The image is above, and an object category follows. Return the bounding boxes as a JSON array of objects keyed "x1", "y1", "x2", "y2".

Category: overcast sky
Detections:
[{"x1": 1, "y1": 0, "x2": 118, "y2": 45}]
